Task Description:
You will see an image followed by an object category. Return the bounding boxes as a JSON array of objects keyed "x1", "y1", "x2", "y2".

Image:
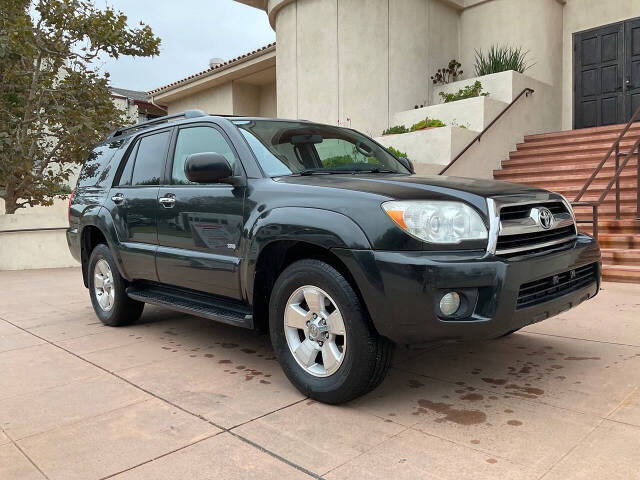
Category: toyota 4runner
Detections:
[{"x1": 67, "y1": 110, "x2": 601, "y2": 404}]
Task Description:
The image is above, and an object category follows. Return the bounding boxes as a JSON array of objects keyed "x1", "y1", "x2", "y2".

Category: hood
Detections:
[{"x1": 276, "y1": 173, "x2": 547, "y2": 200}]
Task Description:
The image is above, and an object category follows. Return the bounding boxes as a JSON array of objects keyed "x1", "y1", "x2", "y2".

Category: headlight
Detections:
[{"x1": 382, "y1": 200, "x2": 488, "y2": 244}]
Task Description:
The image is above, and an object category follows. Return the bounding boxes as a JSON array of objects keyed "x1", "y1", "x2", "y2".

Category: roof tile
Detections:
[{"x1": 148, "y1": 42, "x2": 276, "y2": 96}]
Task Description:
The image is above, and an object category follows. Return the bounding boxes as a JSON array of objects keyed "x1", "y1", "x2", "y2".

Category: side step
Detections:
[{"x1": 127, "y1": 284, "x2": 253, "y2": 329}]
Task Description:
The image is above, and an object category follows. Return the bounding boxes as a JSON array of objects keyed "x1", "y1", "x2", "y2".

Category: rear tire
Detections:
[
  {"x1": 269, "y1": 259, "x2": 394, "y2": 404},
  {"x1": 88, "y1": 244, "x2": 144, "y2": 326}
]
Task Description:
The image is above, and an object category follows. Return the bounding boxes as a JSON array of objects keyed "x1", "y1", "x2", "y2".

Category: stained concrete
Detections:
[{"x1": 0, "y1": 267, "x2": 638, "y2": 479}]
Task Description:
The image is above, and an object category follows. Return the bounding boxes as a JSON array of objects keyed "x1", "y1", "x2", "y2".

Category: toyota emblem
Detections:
[{"x1": 537, "y1": 207, "x2": 554, "y2": 230}]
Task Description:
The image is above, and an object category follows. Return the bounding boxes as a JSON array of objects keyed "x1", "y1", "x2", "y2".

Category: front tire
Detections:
[
  {"x1": 88, "y1": 244, "x2": 144, "y2": 326},
  {"x1": 269, "y1": 259, "x2": 393, "y2": 404}
]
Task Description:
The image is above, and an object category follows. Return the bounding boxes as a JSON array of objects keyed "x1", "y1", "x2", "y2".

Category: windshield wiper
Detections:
[
  {"x1": 297, "y1": 169, "x2": 348, "y2": 176},
  {"x1": 354, "y1": 168, "x2": 396, "y2": 174}
]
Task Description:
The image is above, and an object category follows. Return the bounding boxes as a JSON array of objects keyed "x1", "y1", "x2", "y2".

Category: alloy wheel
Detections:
[
  {"x1": 94, "y1": 259, "x2": 115, "y2": 312},
  {"x1": 283, "y1": 285, "x2": 346, "y2": 377}
]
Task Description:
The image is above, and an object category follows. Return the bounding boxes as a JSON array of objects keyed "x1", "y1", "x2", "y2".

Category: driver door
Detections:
[{"x1": 155, "y1": 124, "x2": 246, "y2": 300}]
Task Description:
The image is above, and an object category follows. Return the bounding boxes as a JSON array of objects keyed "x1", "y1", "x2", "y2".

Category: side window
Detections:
[
  {"x1": 172, "y1": 126, "x2": 237, "y2": 184},
  {"x1": 117, "y1": 143, "x2": 137, "y2": 186},
  {"x1": 315, "y1": 138, "x2": 381, "y2": 168},
  {"x1": 131, "y1": 131, "x2": 171, "y2": 186},
  {"x1": 77, "y1": 143, "x2": 120, "y2": 187}
]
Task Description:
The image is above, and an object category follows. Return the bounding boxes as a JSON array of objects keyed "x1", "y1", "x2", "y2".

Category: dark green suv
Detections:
[{"x1": 67, "y1": 110, "x2": 601, "y2": 403}]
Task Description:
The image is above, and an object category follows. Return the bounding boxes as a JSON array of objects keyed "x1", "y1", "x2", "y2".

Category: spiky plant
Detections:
[{"x1": 474, "y1": 45, "x2": 532, "y2": 76}]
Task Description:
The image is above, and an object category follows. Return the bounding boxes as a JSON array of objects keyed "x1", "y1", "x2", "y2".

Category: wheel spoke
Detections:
[
  {"x1": 97, "y1": 260, "x2": 108, "y2": 277},
  {"x1": 294, "y1": 339, "x2": 319, "y2": 367},
  {"x1": 97, "y1": 292, "x2": 109, "y2": 309},
  {"x1": 303, "y1": 288, "x2": 324, "y2": 314},
  {"x1": 107, "y1": 288, "x2": 115, "y2": 309},
  {"x1": 94, "y1": 273, "x2": 104, "y2": 289},
  {"x1": 326, "y1": 310, "x2": 345, "y2": 336},
  {"x1": 322, "y1": 342, "x2": 341, "y2": 374},
  {"x1": 285, "y1": 304, "x2": 309, "y2": 330}
]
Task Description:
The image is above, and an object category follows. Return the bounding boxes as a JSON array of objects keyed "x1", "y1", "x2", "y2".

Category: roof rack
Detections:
[{"x1": 106, "y1": 109, "x2": 208, "y2": 140}]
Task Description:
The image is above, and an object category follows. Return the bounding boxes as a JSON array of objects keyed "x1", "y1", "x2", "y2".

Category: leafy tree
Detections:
[{"x1": 0, "y1": 0, "x2": 160, "y2": 213}]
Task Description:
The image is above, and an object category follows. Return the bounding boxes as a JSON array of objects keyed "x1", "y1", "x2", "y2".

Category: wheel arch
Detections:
[
  {"x1": 243, "y1": 207, "x2": 372, "y2": 332},
  {"x1": 79, "y1": 207, "x2": 128, "y2": 286},
  {"x1": 250, "y1": 239, "x2": 373, "y2": 335}
]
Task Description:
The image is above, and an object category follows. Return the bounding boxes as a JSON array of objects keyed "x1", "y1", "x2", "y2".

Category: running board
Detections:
[{"x1": 126, "y1": 284, "x2": 253, "y2": 329}]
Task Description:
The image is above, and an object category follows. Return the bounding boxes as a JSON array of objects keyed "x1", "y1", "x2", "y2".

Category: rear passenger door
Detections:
[
  {"x1": 155, "y1": 123, "x2": 245, "y2": 299},
  {"x1": 108, "y1": 129, "x2": 171, "y2": 281}
]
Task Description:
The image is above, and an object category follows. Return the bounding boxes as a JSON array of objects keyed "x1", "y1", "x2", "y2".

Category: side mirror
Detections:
[
  {"x1": 398, "y1": 156, "x2": 415, "y2": 174},
  {"x1": 185, "y1": 152, "x2": 233, "y2": 183}
]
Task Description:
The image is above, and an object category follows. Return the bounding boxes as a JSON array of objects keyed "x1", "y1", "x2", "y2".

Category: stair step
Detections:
[
  {"x1": 516, "y1": 131, "x2": 640, "y2": 150},
  {"x1": 601, "y1": 249, "x2": 640, "y2": 266},
  {"x1": 502, "y1": 152, "x2": 638, "y2": 168},
  {"x1": 524, "y1": 123, "x2": 640, "y2": 142},
  {"x1": 494, "y1": 170, "x2": 637, "y2": 185},
  {"x1": 510, "y1": 140, "x2": 640, "y2": 158},
  {"x1": 596, "y1": 233, "x2": 640, "y2": 249},
  {"x1": 126, "y1": 284, "x2": 253, "y2": 328},
  {"x1": 495, "y1": 161, "x2": 638, "y2": 177},
  {"x1": 515, "y1": 135, "x2": 639, "y2": 154},
  {"x1": 573, "y1": 205, "x2": 638, "y2": 217},
  {"x1": 601, "y1": 264, "x2": 640, "y2": 283},
  {"x1": 578, "y1": 220, "x2": 640, "y2": 235}
]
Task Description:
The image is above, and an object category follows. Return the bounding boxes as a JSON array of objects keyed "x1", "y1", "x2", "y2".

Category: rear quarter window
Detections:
[{"x1": 76, "y1": 141, "x2": 124, "y2": 188}]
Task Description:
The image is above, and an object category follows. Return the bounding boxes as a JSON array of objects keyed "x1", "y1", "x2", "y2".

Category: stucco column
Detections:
[
  {"x1": 272, "y1": 0, "x2": 457, "y2": 136},
  {"x1": 237, "y1": 0, "x2": 461, "y2": 135}
]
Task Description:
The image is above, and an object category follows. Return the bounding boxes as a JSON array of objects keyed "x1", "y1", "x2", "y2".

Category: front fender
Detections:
[{"x1": 241, "y1": 207, "x2": 372, "y2": 303}]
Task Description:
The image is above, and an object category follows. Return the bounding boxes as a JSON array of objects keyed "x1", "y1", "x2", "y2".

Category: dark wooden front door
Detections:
[
  {"x1": 625, "y1": 18, "x2": 640, "y2": 122},
  {"x1": 574, "y1": 18, "x2": 640, "y2": 129}
]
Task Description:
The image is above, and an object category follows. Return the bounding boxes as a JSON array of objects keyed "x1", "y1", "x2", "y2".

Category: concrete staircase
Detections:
[{"x1": 494, "y1": 123, "x2": 640, "y2": 283}]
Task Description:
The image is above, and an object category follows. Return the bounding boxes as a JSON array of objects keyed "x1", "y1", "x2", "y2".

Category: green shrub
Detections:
[
  {"x1": 387, "y1": 146, "x2": 407, "y2": 158},
  {"x1": 382, "y1": 125, "x2": 409, "y2": 135},
  {"x1": 474, "y1": 45, "x2": 532, "y2": 76},
  {"x1": 322, "y1": 155, "x2": 356, "y2": 168},
  {"x1": 409, "y1": 117, "x2": 446, "y2": 131},
  {"x1": 439, "y1": 81, "x2": 489, "y2": 103}
]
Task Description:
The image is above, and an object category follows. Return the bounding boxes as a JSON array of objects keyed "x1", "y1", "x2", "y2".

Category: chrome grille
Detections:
[
  {"x1": 499, "y1": 201, "x2": 568, "y2": 221},
  {"x1": 516, "y1": 263, "x2": 597, "y2": 309},
  {"x1": 488, "y1": 195, "x2": 578, "y2": 258},
  {"x1": 496, "y1": 225, "x2": 576, "y2": 257}
]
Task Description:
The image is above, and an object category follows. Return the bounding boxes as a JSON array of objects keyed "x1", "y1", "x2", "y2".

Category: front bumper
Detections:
[{"x1": 334, "y1": 234, "x2": 601, "y2": 345}]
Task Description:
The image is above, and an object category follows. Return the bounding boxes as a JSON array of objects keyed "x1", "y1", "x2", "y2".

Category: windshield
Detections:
[{"x1": 233, "y1": 120, "x2": 410, "y2": 176}]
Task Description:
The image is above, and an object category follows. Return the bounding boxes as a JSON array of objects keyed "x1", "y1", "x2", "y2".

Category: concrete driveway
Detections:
[{"x1": 0, "y1": 268, "x2": 639, "y2": 480}]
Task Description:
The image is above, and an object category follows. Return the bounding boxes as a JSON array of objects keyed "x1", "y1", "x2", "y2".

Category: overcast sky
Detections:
[{"x1": 97, "y1": 0, "x2": 275, "y2": 92}]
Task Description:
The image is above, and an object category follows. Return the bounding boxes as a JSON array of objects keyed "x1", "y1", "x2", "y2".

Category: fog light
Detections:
[{"x1": 439, "y1": 292, "x2": 461, "y2": 316}]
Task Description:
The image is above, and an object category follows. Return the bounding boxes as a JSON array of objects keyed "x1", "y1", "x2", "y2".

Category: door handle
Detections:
[
  {"x1": 111, "y1": 193, "x2": 124, "y2": 204},
  {"x1": 159, "y1": 195, "x2": 176, "y2": 208}
]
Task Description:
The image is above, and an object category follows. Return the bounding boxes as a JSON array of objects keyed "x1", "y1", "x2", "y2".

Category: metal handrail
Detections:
[
  {"x1": 572, "y1": 106, "x2": 640, "y2": 240},
  {"x1": 574, "y1": 106, "x2": 640, "y2": 202},
  {"x1": 439, "y1": 88, "x2": 534, "y2": 175}
]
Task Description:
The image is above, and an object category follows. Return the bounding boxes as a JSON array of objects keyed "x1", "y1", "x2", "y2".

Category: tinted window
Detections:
[
  {"x1": 77, "y1": 142, "x2": 122, "y2": 187},
  {"x1": 117, "y1": 143, "x2": 137, "y2": 186},
  {"x1": 131, "y1": 131, "x2": 171, "y2": 186},
  {"x1": 172, "y1": 126, "x2": 237, "y2": 184}
]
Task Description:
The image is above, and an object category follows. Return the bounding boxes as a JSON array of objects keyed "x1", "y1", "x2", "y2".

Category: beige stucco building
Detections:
[{"x1": 151, "y1": 0, "x2": 640, "y2": 137}]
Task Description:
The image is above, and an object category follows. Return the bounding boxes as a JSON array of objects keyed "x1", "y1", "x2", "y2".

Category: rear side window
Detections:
[
  {"x1": 77, "y1": 143, "x2": 121, "y2": 187},
  {"x1": 130, "y1": 131, "x2": 171, "y2": 186},
  {"x1": 171, "y1": 126, "x2": 237, "y2": 184}
]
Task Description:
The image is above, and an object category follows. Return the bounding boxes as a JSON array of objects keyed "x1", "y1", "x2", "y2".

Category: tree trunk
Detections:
[{"x1": 3, "y1": 181, "x2": 19, "y2": 214}]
